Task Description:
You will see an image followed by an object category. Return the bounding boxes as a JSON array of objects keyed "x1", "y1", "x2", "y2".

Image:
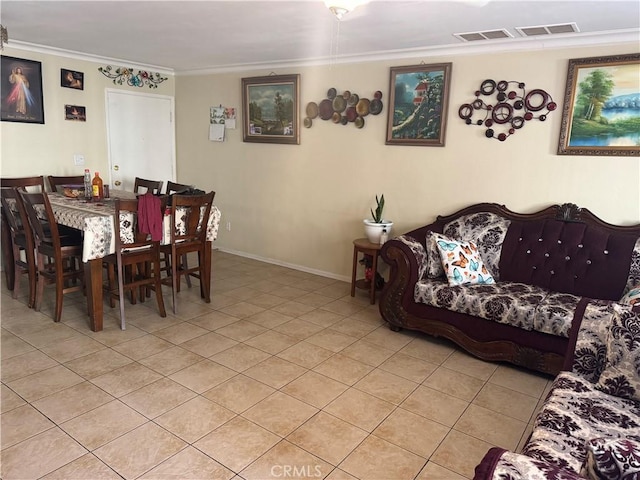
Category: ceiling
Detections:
[{"x1": 2, "y1": 0, "x2": 639, "y2": 73}]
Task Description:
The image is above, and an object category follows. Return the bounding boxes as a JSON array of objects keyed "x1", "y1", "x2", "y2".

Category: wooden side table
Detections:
[{"x1": 350, "y1": 237, "x2": 382, "y2": 305}]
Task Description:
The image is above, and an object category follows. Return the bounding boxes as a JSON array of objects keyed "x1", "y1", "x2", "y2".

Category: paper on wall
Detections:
[{"x1": 209, "y1": 123, "x2": 225, "y2": 142}]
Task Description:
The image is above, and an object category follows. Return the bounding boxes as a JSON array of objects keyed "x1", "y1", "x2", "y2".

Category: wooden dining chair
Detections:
[
  {"x1": 163, "y1": 181, "x2": 194, "y2": 290},
  {"x1": 134, "y1": 177, "x2": 163, "y2": 195},
  {"x1": 165, "y1": 181, "x2": 192, "y2": 195},
  {"x1": 162, "y1": 191, "x2": 215, "y2": 314},
  {"x1": 20, "y1": 190, "x2": 84, "y2": 322},
  {"x1": 47, "y1": 175, "x2": 85, "y2": 193},
  {"x1": 103, "y1": 197, "x2": 167, "y2": 329}
]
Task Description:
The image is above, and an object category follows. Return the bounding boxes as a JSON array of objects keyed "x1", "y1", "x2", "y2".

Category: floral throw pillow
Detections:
[
  {"x1": 621, "y1": 285, "x2": 640, "y2": 307},
  {"x1": 580, "y1": 437, "x2": 640, "y2": 480},
  {"x1": 596, "y1": 304, "x2": 640, "y2": 402},
  {"x1": 433, "y1": 232, "x2": 495, "y2": 286}
]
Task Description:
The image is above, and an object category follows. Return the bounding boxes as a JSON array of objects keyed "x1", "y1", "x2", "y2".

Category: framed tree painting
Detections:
[
  {"x1": 242, "y1": 74, "x2": 300, "y2": 145},
  {"x1": 386, "y1": 63, "x2": 452, "y2": 146},
  {"x1": 558, "y1": 53, "x2": 639, "y2": 156},
  {"x1": 1, "y1": 56, "x2": 45, "y2": 124}
]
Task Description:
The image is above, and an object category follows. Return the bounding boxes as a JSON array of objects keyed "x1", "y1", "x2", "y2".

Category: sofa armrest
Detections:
[{"x1": 474, "y1": 448, "x2": 586, "y2": 480}]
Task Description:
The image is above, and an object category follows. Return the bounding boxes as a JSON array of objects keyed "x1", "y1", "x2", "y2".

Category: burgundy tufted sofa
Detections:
[{"x1": 379, "y1": 203, "x2": 640, "y2": 375}]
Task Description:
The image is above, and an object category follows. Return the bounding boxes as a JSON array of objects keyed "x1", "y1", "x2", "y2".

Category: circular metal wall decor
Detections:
[
  {"x1": 303, "y1": 88, "x2": 383, "y2": 128},
  {"x1": 458, "y1": 80, "x2": 556, "y2": 141}
]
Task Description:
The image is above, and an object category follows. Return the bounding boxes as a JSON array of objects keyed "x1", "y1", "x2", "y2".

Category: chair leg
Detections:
[
  {"x1": 154, "y1": 257, "x2": 167, "y2": 318},
  {"x1": 117, "y1": 262, "x2": 127, "y2": 330},
  {"x1": 34, "y1": 252, "x2": 46, "y2": 312},
  {"x1": 10, "y1": 244, "x2": 21, "y2": 301},
  {"x1": 107, "y1": 263, "x2": 116, "y2": 308},
  {"x1": 172, "y1": 250, "x2": 179, "y2": 314},
  {"x1": 182, "y1": 254, "x2": 192, "y2": 289},
  {"x1": 54, "y1": 257, "x2": 65, "y2": 322},
  {"x1": 26, "y1": 247, "x2": 37, "y2": 309}
]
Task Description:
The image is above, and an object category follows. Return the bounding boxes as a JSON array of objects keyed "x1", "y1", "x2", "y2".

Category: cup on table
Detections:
[{"x1": 103, "y1": 185, "x2": 110, "y2": 198}]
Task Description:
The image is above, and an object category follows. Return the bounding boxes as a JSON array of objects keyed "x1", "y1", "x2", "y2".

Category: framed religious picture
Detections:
[
  {"x1": 1, "y1": 56, "x2": 45, "y2": 124},
  {"x1": 64, "y1": 105, "x2": 86, "y2": 122},
  {"x1": 242, "y1": 74, "x2": 300, "y2": 145},
  {"x1": 557, "y1": 53, "x2": 640, "y2": 156},
  {"x1": 386, "y1": 63, "x2": 452, "y2": 146},
  {"x1": 61, "y1": 68, "x2": 84, "y2": 90}
]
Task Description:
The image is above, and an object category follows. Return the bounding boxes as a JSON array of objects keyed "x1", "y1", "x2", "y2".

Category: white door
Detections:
[{"x1": 105, "y1": 89, "x2": 175, "y2": 192}]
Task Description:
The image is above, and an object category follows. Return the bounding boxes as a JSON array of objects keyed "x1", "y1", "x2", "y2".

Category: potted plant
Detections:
[{"x1": 363, "y1": 194, "x2": 393, "y2": 244}]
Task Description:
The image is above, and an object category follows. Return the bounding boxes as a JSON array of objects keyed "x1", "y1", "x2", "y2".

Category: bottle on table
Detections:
[
  {"x1": 92, "y1": 172, "x2": 104, "y2": 200},
  {"x1": 380, "y1": 227, "x2": 388, "y2": 245},
  {"x1": 83, "y1": 169, "x2": 92, "y2": 200}
]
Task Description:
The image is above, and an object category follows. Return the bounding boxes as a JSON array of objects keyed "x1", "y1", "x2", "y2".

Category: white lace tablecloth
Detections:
[{"x1": 48, "y1": 192, "x2": 221, "y2": 262}]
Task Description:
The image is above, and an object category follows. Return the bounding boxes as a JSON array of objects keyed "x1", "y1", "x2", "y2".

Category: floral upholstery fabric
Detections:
[
  {"x1": 485, "y1": 449, "x2": 586, "y2": 480},
  {"x1": 425, "y1": 230, "x2": 445, "y2": 279},
  {"x1": 625, "y1": 238, "x2": 640, "y2": 296},
  {"x1": 580, "y1": 437, "x2": 640, "y2": 480},
  {"x1": 443, "y1": 212, "x2": 511, "y2": 282},
  {"x1": 522, "y1": 371, "x2": 640, "y2": 474},
  {"x1": 395, "y1": 234, "x2": 428, "y2": 281},
  {"x1": 596, "y1": 305, "x2": 640, "y2": 402},
  {"x1": 571, "y1": 301, "x2": 613, "y2": 383},
  {"x1": 414, "y1": 279, "x2": 576, "y2": 337},
  {"x1": 433, "y1": 232, "x2": 495, "y2": 286}
]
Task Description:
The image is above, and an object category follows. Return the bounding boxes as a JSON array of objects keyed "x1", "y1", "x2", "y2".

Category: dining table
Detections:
[{"x1": 47, "y1": 190, "x2": 221, "y2": 331}]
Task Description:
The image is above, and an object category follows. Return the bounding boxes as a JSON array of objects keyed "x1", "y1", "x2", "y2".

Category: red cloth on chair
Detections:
[{"x1": 137, "y1": 193, "x2": 163, "y2": 241}]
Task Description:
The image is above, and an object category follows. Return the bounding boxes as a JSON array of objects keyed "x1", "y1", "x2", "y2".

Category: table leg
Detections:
[
  {"x1": 350, "y1": 246, "x2": 358, "y2": 297},
  {"x1": 1, "y1": 210, "x2": 15, "y2": 291},
  {"x1": 370, "y1": 250, "x2": 378, "y2": 305},
  {"x1": 201, "y1": 241, "x2": 212, "y2": 302},
  {"x1": 85, "y1": 258, "x2": 103, "y2": 332}
]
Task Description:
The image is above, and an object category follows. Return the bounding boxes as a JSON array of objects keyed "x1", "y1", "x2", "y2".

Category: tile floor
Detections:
[{"x1": 1, "y1": 251, "x2": 554, "y2": 480}]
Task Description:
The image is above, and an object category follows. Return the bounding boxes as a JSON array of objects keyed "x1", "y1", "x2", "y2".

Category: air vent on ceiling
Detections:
[
  {"x1": 454, "y1": 29, "x2": 513, "y2": 42},
  {"x1": 515, "y1": 23, "x2": 579, "y2": 37}
]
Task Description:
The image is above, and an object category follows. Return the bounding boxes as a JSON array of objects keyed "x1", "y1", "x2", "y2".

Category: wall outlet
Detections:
[
  {"x1": 73, "y1": 154, "x2": 85, "y2": 166},
  {"x1": 226, "y1": 221, "x2": 231, "y2": 231}
]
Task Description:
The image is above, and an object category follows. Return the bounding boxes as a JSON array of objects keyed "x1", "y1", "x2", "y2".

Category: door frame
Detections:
[{"x1": 105, "y1": 88, "x2": 177, "y2": 190}]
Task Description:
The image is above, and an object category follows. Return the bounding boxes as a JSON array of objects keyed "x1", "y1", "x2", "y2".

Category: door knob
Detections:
[
  {"x1": 113, "y1": 165, "x2": 119, "y2": 171},
  {"x1": 115, "y1": 180, "x2": 122, "y2": 186}
]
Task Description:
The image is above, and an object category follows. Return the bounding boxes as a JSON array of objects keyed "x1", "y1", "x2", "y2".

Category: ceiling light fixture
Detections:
[
  {"x1": 324, "y1": 0, "x2": 368, "y2": 21},
  {"x1": 0, "y1": 25, "x2": 8, "y2": 51}
]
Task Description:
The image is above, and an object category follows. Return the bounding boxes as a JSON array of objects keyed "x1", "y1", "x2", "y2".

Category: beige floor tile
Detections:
[
  {"x1": 454, "y1": 404, "x2": 526, "y2": 450},
  {"x1": 287, "y1": 411, "x2": 368, "y2": 465},
  {"x1": 219, "y1": 302, "x2": 266, "y2": 321},
  {"x1": 1, "y1": 403, "x2": 55, "y2": 448},
  {"x1": 305, "y1": 329, "x2": 358, "y2": 353},
  {"x1": 216, "y1": 318, "x2": 269, "y2": 341},
  {"x1": 313, "y1": 354, "x2": 373, "y2": 386},
  {"x1": 120, "y1": 377, "x2": 196, "y2": 418},
  {"x1": 139, "y1": 446, "x2": 235, "y2": 480},
  {"x1": 320, "y1": 299, "x2": 365, "y2": 316},
  {"x1": 442, "y1": 350, "x2": 499, "y2": 381},
  {"x1": 241, "y1": 439, "x2": 333, "y2": 480},
  {"x1": 361, "y1": 326, "x2": 415, "y2": 351},
  {"x1": 275, "y1": 286, "x2": 318, "y2": 301},
  {"x1": 339, "y1": 435, "x2": 426, "y2": 480},
  {"x1": 188, "y1": 310, "x2": 240, "y2": 330},
  {"x1": 324, "y1": 388, "x2": 395, "y2": 432},
  {"x1": 276, "y1": 341, "x2": 334, "y2": 369},
  {"x1": 245, "y1": 292, "x2": 288, "y2": 309},
  {"x1": 63, "y1": 348, "x2": 133, "y2": 379},
  {"x1": 473, "y1": 382, "x2": 539, "y2": 422},
  {"x1": 90, "y1": 362, "x2": 163, "y2": 397},
  {"x1": 324, "y1": 468, "x2": 359, "y2": 480},
  {"x1": 180, "y1": 331, "x2": 238, "y2": 357},
  {"x1": 84, "y1": 323, "x2": 147, "y2": 347},
  {"x1": 137, "y1": 345, "x2": 204, "y2": 375},
  {"x1": 1, "y1": 349, "x2": 59, "y2": 382},
  {"x1": 245, "y1": 309, "x2": 294, "y2": 329},
  {"x1": 1, "y1": 330, "x2": 36, "y2": 359},
  {"x1": 489, "y1": 365, "x2": 551, "y2": 398},
  {"x1": 340, "y1": 339, "x2": 395, "y2": 366},
  {"x1": 204, "y1": 374, "x2": 276, "y2": 413},
  {"x1": 244, "y1": 329, "x2": 300, "y2": 354},
  {"x1": 169, "y1": 359, "x2": 236, "y2": 393},
  {"x1": 7, "y1": 365, "x2": 84, "y2": 402},
  {"x1": 282, "y1": 371, "x2": 348, "y2": 408},
  {"x1": 517, "y1": 422, "x2": 534, "y2": 453},
  {"x1": 39, "y1": 335, "x2": 106, "y2": 363},
  {"x1": 243, "y1": 356, "x2": 307, "y2": 389},
  {"x1": 17, "y1": 323, "x2": 83, "y2": 349},
  {"x1": 379, "y1": 352, "x2": 438, "y2": 383},
  {"x1": 355, "y1": 369, "x2": 419, "y2": 405},
  {"x1": 211, "y1": 343, "x2": 272, "y2": 371},
  {"x1": 32, "y1": 381, "x2": 114, "y2": 424},
  {"x1": 298, "y1": 309, "x2": 344, "y2": 328},
  {"x1": 329, "y1": 318, "x2": 379, "y2": 338},
  {"x1": 271, "y1": 300, "x2": 317, "y2": 317},
  {"x1": 401, "y1": 385, "x2": 469, "y2": 427},
  {"x1": 1, "y1": 384, "x2": 26, "y2": 413},
  {"x1": 423, "y1": 366, "x2": 486, "y2": 402},
  {"x1": 152, "y1": 322, "x2": 209, "y2": 344},
  {"x1": 243, "y1": 391, "x2": 318, "y2": 436},
  {"x1": 60, "y1": 400, "x2": 147, "y2": 450},
  {"x1": 111, "y1": 334, "x2": 174, "y2": 360},
  {"x1": 0, "y1": 427, "x2": 87, "y2": 480},
  {"x1": 273, "y1": 318, "x2": 325, "y2": 340},
  {"x1": 194, "y1": 416, "x2": 280, "y2": 472},
  {"x1": 400, "y1": 337, "x2": 455, "y2": 365},
  {"x1": 224, "y1": 286, "x2": 262, "y2": 301},
  {"x1": 40, "y1": 453, "x2": 121, "y2": 479},
  {"x1": 94, "y1": 422, "x2": 186, "y2": 479},
  {"x1": 431, "y1": 430, "x2": 495, "y2": 479},
  {"x1": 373, "y1": 407, "x2": 449, "y2": 458},
  {"x1": 416, "y1": 461, "x2": 468, "y2": 480}
]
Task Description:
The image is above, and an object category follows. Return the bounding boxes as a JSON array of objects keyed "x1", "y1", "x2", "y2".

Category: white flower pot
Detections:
[{"x1": 363, "y1": 219, "x2": 393, "y2": 244}]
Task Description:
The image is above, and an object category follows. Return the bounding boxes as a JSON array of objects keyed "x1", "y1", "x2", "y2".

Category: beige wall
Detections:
[
  {"x1": 2, "y1": 43, "x2": 639, "y2": 281},
  {"x1": 0, "y1": 47, "x2": 175, "y2": 178},
  {"x1": 175, "y1": 42, "x2": 640, "y2": 279}
]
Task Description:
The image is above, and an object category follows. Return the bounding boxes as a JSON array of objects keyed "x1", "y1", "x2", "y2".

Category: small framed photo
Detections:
[
  {"x1": 61, "y1": 68, "x2": 84, "y2": 90},
  {"x1": 386, "y1": 63, "x2": 452, "y2": 146},
  {"x1": 65, "y1": 105, "x2": 86, "y2": 122},
  {"x1": 1, "y1": 56, "x2": 45, "y2": 124},
  {"x1": 557, "y1": 53, "x2": 639, "y2": 156},
  {"x1": 242, "y1": 74, "x2": 300, "y2": 145}
]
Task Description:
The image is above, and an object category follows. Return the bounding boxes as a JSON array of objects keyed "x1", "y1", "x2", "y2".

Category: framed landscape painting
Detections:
[
  {"x1": 0, "y1": 56, "x2": 45, "y2": 124},
  {"x1": 386, "y1": 63, "x2": 452, "y2": 146},
  {"x1": 558, "y1": 53, "x2": 639, "y2": 156},
  {"x1": 242, "y1": 74, "x2": 300, "y2": 145}
]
